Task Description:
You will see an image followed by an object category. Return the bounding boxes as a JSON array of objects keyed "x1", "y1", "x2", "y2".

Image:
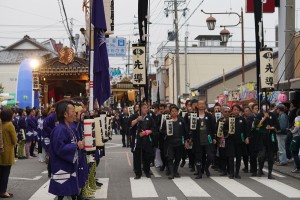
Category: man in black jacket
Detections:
[
  {"x1": 191, "y1": 100, "x2": 216, "y2": 179},
  {"x1": 161, "y1": 105, "x2": 188, "y2": 179},
  {"x1": 133, "y1": 103, "x2": 156, "y2": 179},
  {"x1": 253, "y1": 102, "x2": 280, "y2": 179},
  {"x1": 119, "y1": 107, "x2": 130, "y2": 147}
]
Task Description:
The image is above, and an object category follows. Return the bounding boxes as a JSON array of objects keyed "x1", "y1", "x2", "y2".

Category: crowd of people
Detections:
[
  {"x1": 0, "y1": 99, "x2": 105, "y2": 199},
  {"x1": 0, "y1": 98, "x2": 299, "y2": 199},
  {"x1": 116, "y1": 99, "x2": 300, "y2": 180}
]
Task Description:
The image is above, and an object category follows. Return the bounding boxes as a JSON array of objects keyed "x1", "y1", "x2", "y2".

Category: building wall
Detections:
[
  {"x1": 205, "y1": 56, "x2": 279, "y2": 104},
  {"x1": 206, "y1": 68, "x2": 256, "y2": 104},
  {"x1": 0, "y1": 64, "x2": 19, "y2": 93},
  {"x1": 182, "y1": 53, "x2": 256, "y2": 91},
  {"x1": 162, "y1": 52, "x2": 256, "y2": 104}
]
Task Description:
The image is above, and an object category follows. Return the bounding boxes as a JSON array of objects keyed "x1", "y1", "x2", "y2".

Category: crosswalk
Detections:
[{"x1": 29, "y1": 174, "x2": 300, "y2": 199}]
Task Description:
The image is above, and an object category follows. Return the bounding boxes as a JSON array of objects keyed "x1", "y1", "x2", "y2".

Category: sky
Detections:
[{"x1": 0, "y1": 0, "x2": 299, "y2": 70}]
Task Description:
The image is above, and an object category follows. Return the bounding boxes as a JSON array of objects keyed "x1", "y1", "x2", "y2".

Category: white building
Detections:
[
  {"x1": 0, "y1": 35, "x2": 57, "y2": 94},
  {"x1": 155, "y1": 35, "x2": 258, "y2": 103}
]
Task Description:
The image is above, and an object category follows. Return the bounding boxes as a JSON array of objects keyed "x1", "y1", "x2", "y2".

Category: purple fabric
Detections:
[{"x1": 92, "y1": 0, "x2": 111, "y2": 106}]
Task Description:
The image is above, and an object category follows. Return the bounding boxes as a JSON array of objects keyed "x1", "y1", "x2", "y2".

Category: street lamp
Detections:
[
  {"x1": 206, "y1": 15, "x2": 216, "y2": 30},
  {"x1": 220, "y1": 27, "x2": 231, "y2": 43},
  {"x1": 202, "y1": 8, "x2": 245, "y2": 83}
]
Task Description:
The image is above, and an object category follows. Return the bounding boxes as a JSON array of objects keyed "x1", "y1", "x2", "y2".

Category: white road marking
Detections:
[
  {"x1": 41, "y1": 171, "x2": 48, "y2": 174},
  {"x1": 211, "y1": 177, "x2": 262, "y2": 197},
  {"x1": 94, "y1": 178, "x2": 109, "y2": 199},
  {"x1": 251, "y1": 177, "x2": 300, "y2": 198},
  {"x1": 105, "y1": 144, "x2": 123, "y2": 149},
  {"x1": 262, "y1": 168, "x2": 285, "y2": 178},
  {"x1": 167, "y1": 197, "x2": 178, "y2": 200},
  {"x1": 150, "y1": 166, "x2": 162, "y2": 177},
  {"x1": 29, "y1": 180, "x2": 55, "y2": 200},
  {"x1": 130, "y1": 177, "x2": 158, "y2": 198},
  {"x1": 10, "y1": 176, "x2": 42, "y2": 181},
  {"x1": 173, "y1": 176, "x2": 210, "y2": 197}
]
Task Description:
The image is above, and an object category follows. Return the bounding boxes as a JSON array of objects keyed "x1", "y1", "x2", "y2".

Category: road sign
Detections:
[{"x1": 106, "y1": 37, "x2": 126, "y2": 57}]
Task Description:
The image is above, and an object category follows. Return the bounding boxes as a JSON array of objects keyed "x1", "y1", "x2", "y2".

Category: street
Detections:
[{"x1": 7, "y1": 135, "x2": 300, "y2": 200}]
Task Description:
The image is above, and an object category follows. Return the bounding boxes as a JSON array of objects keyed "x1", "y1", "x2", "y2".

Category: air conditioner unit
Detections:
[{"x1": 289, "y1": 91, "x2": 300, "y2": 101}]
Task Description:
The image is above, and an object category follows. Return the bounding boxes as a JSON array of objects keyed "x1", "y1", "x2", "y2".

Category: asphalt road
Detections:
[{"x1": 7, "y1": 135, "x2": 300, "y2": 200}]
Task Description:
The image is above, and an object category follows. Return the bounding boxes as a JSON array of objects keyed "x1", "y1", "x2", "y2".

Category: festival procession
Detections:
[{"x1": 0, "y1": 0, "x2": 300, "y2": 200}]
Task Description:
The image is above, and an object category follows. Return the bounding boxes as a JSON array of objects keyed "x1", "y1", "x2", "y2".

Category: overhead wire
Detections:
[
  {"x1": 60, "y1": 0, "x2": 75, "y2": 46},
  {"x1": 57, "y1": 0, "x2": 70, "y2": 43},
  {"x1": 152, "y1": 0, "x2": 205, "y2": 56}
]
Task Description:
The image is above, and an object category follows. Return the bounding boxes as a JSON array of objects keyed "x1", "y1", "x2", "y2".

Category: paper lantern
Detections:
[
  {"x1": 278, "y1": 93, "x2": 288, "y2": 103},
  {"x1": 83, "y1": 119, "x2": 96, "y2": 152},
  {"x1": 128, "y1": 90, "x2": 135, "y2": 101}
]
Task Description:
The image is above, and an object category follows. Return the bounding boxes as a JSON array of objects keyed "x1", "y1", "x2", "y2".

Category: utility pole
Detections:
[
  {"x1": 164, "y1": 0, "x2": 186, "y2": 104},
  {"x1": 184, "y1": 30, "x2": 189, "y2": 93},
  {"x1": 174, "y1": 0, "x2": 180, "y2": 105},
  {"x1": 127, "y1": 40, "x2": 131, "y2": 76}
]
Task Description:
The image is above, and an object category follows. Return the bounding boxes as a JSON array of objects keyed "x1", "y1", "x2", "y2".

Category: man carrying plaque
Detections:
[
  {"x1": 216, "y1": 106, "x2": 231, "y2": 176},
  {"x1": 161, "y1": 105, "x2": 188, "y2": 179},
  {"x1": 223, "y1": 104, "x2": 249, "y2": 179},
  {"x1": 191, "y1": 100, "x2": 216, "y2": 179}
]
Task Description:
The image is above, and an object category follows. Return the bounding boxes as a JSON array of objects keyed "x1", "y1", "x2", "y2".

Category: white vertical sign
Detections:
[
  {"x1": 132, "y1": 45, "x2": 146, "y2": 86},
  {"x1": 260, "y1": 49, "x2": 274, "y2": 89},
  {"x1": 151, "y1": 80, "x2": 158, "y2": 102},
  {"x1": 104, "y1": 0, "x2": 114, "y2": 35}
]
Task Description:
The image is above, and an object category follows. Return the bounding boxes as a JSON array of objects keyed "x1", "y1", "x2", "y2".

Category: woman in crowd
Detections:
[{"x1": 0, "y1": 108, "x2": 17, "y2": 198}]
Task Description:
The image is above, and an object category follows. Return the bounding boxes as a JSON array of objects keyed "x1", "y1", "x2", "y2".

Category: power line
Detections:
[
  {"x1": 60, "y1": 0, "x2": 75, "y2": 46},
  {"x1": 0, "y1": 4, "x2": 60, "y2": 22},
  {"x1": 152, "y1": 0, "x2": 205, "y2": 56},
  {"x1": 57, "y1": 0, "x2": 69, "y2": 40}
]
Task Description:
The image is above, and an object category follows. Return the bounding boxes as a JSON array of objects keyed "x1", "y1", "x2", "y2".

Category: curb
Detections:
[
  {"x1": 264, "y1": 163, "x2": 300, "y2": 180},
  {"x1": 272, "y1": 168, "x2": 300, "y2": 180}
]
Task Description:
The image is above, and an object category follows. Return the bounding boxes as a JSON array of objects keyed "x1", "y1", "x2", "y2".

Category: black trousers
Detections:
[
  {"x1": 30, "y1": 141, "x2": 36, "y2": 156},
  {"x1": 0, "y1": 165, "x2": 12, "y2": 193},
  {"x1": 133, "y1": 148, "x2": 152, "y2": 176},
  {"x1": 187, "y1": 149, "x2": 195, "y2": 167},
  {"x1": 160, "y1": 146, "x2": 167, "y2": 167},
  {"x1": 258, "y1": 146, "x2": 274, "y2": 172},
  {"x1": 227, "y1": 143, "x2": 242, "y2": 176},
  {"x1": 195, "y1": 145, "x2": 213, "y2": 170},
  {"x1": 47, "y1": 158, "x2": 51, "y2": 178},
  {"x1": 121, "y1": 130, "x2": 129, "y2": 146},
  {"x1": 250, "y1": 150, "x2": 259, "y2": 173},
  {"x1": 219, "y1": 147, "x2": 228, "y2": 173},
  {"x1": 167, "y1": 145, "x2": 183, "y2": 166}
]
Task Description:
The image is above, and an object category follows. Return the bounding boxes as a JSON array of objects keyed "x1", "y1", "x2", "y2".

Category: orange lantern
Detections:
[{"x1": 128, "y1": 90, "x2": 135, "y2": 101}]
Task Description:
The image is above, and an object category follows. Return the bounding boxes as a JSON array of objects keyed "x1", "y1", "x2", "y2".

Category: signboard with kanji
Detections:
[
  {"x1": 104, "y1": 0, "x2": 114, "y2": 35},
  {"x1": 132, "y1": 44, "x2": 146, "y2": 86},
  {"x1": 260, "y1": 48, "x2": 274, "y2": 89}
]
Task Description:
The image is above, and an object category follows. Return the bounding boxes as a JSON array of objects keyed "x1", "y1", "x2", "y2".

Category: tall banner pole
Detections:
[{"x1": 89, "y1": 0, "x2": 94, "y2": 112}]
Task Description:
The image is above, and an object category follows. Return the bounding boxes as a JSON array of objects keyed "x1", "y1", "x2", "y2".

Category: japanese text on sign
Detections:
[
  {"x1": 260, "y1": 49, "x2": 274, "y2": 89},
  {"x1": 132, "y1": 45, "x2": 146, "y2": 85}
]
